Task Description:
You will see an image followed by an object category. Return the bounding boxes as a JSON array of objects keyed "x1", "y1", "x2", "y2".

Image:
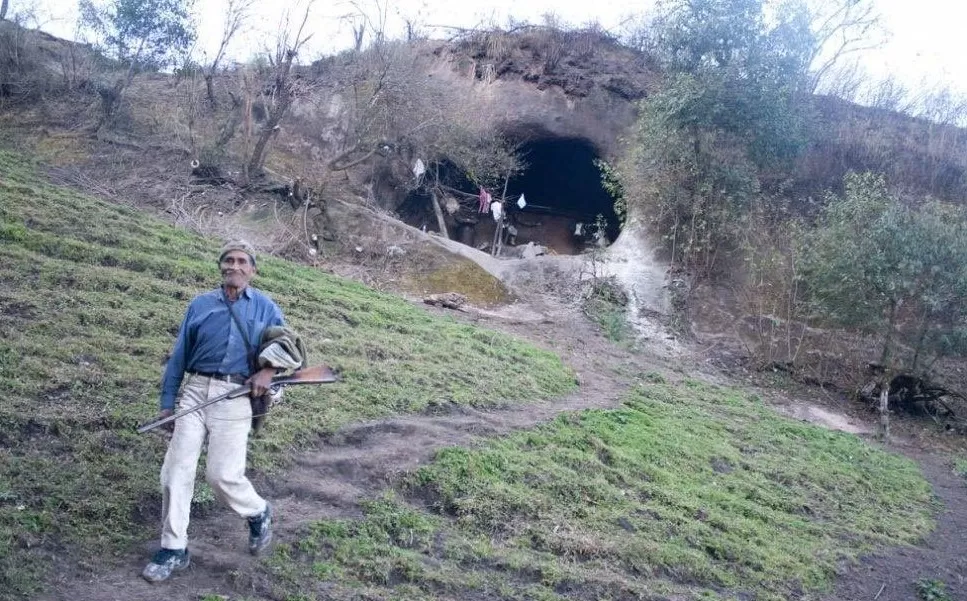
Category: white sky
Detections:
[{"x1": 19, "y1": 0, "x2": 967, "y2": 101}]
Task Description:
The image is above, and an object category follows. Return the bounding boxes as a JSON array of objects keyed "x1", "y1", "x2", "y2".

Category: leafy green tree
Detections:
[
  {"x1": 79, "y1": 0, "x2": 196, "y2": 73},
  {"x1": 799, "y1": 172, "x2": 967, "y2": 438},
  {"x1": 622, "y1": 0, "x2": 813, "y2": 272},
  {"x1": 625, "y1": 79, "x2": 761, "y2": 270},
  {"x1": 801, "y1": 172, "x2": 967, "y2": 372},
  {"x1": 79, "y1": 0, "x2": 196, "y2": 120},
  {"x1": 648, "y1": 0, "x2": 812, "y2": 165}
]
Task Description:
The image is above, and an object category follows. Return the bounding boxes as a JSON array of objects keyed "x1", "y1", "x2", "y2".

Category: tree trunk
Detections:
[
  {"x1": 429, "y1": 189, "x2": 449, "y2": 239},
  {"x1": 874, "y1": 301, "x2": 901, "y2": 441},
  {"x1": 247, "y1": 50, "x2": 296, "y2": 177},
  {"x1": 204, "y1": 74, "x2": 217, "y2": 109},
  {"x1": 247, "y1": 109, "x2": 283, "y2": 176},
  {"x1": 1, "y1": 0, "x2": 9, "y2": 21},
  {"x1": 878, "y1": 374, "x2": 891, "y2": 441},
  {"x1": 490, "y1": 219, "x2": 501, "y2": 256}
]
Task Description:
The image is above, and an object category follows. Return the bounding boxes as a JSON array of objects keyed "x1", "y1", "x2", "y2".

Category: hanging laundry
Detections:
[
  {"x1": 412, "y1": 158, "x2": 425, "y2": 179},
  {"x1": 574, "y1": 222, "x2": 584, "y2": 236},
  {"x1": 491, "y1": 201, "x2": 503, "y2": 222},
  {"x1": 478, "y1": 186, "x2": 492, "y2": 213},
  {"x1": 516, "y1": 193, "x2": 527, "y2": 209}
]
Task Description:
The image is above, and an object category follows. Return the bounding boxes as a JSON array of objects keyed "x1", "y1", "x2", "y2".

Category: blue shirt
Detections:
[{"x1": 160, "y1": 286, "x2": 285, "y2": 410}]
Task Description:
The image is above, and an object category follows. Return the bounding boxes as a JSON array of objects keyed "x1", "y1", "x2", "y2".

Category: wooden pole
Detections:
[
  {"x1": 429, "y1": 189, "x2": 449, "y2": 239},
  {"x1": 490, "y1": 172, "x2": 512, "y2": 257}
]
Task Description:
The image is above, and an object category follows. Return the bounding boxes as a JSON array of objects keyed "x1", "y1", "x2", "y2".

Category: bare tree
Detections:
[
  {"x1": 204, "y1": 0, "x2": 253, "y2": 108},
  {"x1": 919, "y1": 86, "x2": 967, "y2": 127},
  {"x1": 792, "y1": 0, "x2": 886, "y2": 93},
  {"x1": 245, "y1": 0, "x2": 314, "y2": 181},
  {"x1": 816, "y1": 58, "x2": 865, "y2": 102},
  {"x1": 862, "y1": 74, "x2": 911, "y2": 112}
]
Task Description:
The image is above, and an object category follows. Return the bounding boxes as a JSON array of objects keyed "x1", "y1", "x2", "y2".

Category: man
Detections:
[{"x1": 142, "y1": 240, "x2": 284, "y2": 583}]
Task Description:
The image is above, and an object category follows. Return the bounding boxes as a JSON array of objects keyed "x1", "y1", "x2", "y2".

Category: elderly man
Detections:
[{"x1": 142, "y1": 240, "x2": 284, "y2": 583}]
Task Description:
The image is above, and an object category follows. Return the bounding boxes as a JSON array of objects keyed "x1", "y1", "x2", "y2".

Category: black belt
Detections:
[{"x1": 189, "y1": 371, "x2": 248, "y2": 385}]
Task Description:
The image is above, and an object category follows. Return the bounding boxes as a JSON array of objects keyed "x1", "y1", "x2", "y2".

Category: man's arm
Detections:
[
  {"x1": 247, "y1": 297, "x2": 286, "y2": 397},
  {"x1": 159, "y1": 304, "x2": 195, "y2": 411}
]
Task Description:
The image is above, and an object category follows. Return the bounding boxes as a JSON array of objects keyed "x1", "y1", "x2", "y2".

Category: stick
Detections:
[
  {"x1": 137, "y1": 364, "x2": 338, "y2": 434},
  {"x1": 874, "y1": 583, "x2": 885, "y2": 600}
]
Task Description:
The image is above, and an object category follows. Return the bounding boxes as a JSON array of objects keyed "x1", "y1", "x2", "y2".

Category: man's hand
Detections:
[
  {"x1": 158, "y1": 409, "x2": 175, "y2": 433},
  {"x1": 247, "y1": 367, "x2": 277, "y2": 398}
]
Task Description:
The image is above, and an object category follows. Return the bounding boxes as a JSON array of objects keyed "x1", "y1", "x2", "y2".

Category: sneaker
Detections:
[
  {"x1": 141, "y1": 548, "x2": 190, "y2": 583},
  {"x1": 247, "y1": 503, "x2": 273, "y2": 555}
]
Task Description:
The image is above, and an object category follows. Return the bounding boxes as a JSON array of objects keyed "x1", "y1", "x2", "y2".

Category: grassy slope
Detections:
[
  {"x1": 264, "y1": 378, "x2": 936, "y2": 601},
  {"x1": 0, "y1": 150, "x2": 576, "y2": 599}
]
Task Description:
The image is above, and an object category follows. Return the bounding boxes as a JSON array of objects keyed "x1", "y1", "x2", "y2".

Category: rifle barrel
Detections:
[{"x1": 136, "y1": 364, "x2": 338, "y2": 434}]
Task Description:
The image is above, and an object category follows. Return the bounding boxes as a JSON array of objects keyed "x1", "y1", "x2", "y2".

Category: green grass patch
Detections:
[
  {"x1": 0, "y1": 149, "x2": 575, "y2": 599},
  {"x1": 582, "y1": 277, "x2": 632, "y2": 343},
  {"x1": 917, "y1": 578, "x2": 953, "y2": 601},
  {"x1": 954, "y1": 458, "x2": 967, "y2": 483},
  {"x1": 273, "y1": 380, "x2": 935, "y2": 601}
]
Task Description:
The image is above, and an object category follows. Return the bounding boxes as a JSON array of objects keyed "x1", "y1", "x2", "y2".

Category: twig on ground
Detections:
[{"x1": 873, "y1": 583, "x2": 885, "y2": 600}]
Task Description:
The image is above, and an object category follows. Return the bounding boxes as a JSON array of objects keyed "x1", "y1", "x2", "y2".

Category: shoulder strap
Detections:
[{"x1": 226, "y1": 300, "x2": 257, "y2": 373}]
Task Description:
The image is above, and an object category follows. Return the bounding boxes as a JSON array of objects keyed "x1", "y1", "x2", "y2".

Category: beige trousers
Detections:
[{"x1": 160, "y1": 375, "x2": 266, "y2": 550}]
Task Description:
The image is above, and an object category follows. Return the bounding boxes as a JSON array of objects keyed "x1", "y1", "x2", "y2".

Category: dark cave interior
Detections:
[{"x1": 397, "y1": 136, "x2": 621, "y2": 256}]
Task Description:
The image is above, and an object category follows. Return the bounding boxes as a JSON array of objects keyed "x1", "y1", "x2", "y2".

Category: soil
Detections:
[
  {"x1": 820, "y1": 448, "x2": 967, "y2": 601},
  {"x1": 38, "y1": 289, "x2": 967, "y2": 601}
]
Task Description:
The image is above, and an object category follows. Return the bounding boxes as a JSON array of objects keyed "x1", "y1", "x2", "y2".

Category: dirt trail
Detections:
[
  {"x1": 42, "y1": 299, "x2": 967, "y2": 601},
  {"x1": 819, "y1": 447, "x2": 967, "y2": 601}
]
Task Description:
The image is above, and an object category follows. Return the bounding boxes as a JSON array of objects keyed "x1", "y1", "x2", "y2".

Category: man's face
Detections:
[{"x1": 220, "y1": 250, "x2": 256, "y2": 290}]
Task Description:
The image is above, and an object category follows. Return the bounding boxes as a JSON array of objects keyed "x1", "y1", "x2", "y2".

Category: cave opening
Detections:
[
  {"x1": 504, "y1": 136, "x2": 621, "y2": 254},
  {"x1": 396, "y1": 136, "x2": 621, "y2": 256}
]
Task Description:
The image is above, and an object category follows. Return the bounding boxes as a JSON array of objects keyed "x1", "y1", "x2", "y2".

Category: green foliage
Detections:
[
  {"x1": 0, "y1": 149, "x2": 575, "y2": 600},
  {"x1": 626, "y1": 85, "x2": 762, "y2": 270},
  {"x1": 953, "y1": 459, "x2": 967, "y2": 483},
  {"x1": 916, "y1": 578, "x2": 953, "y2": 601},
  {"x1": 273, "y1": 380, "x2": 934, "y2": 601},
  {"x1": 649, "y1": 0, "x2": 811, "y2": 164},
  {"x1": 622, "y1": 0, "x2": 811, "y2": 273},
  {"x1": 582, "y1": 276, "x2": 631, "y2": 343},
  {"x1": 593, "y1": 158, "x2": 627, "y2": 225},
  {"x1": 800, "y1": 172, "x2": 967, "y2": 369},
  {"x1": 79, "y1": 0, "x2": 196, "y2": 71},
  {"x1": 734, "y1": 200, "x2": 810, "y2": 366}
]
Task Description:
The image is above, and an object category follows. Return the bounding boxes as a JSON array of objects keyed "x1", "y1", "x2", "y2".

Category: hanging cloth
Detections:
[
  {"x1": 516, "y1": 193, "x2": 527, "y2": 209},
  {"x1": 478, "y1": 186, "x2": 492, "y2": 213},
  {"x1": 477, "y1": 186, "x2": 492, "y2": 213},
  {"x1": 491, "y1": 201, "x2": 503, "y2": 222},
  {"x1": 413, "y1": 159, "x2": 426, "y2": 180}
]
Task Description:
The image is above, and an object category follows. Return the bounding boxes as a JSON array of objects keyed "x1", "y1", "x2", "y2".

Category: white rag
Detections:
[{"x1": 491, "y1": 201, "x2": 503, "y2": 222}]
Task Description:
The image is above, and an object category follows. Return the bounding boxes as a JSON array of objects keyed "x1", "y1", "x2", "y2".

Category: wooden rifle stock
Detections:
[{"x1": 137, "y1": 364, "x2": 338, "y2": 434}]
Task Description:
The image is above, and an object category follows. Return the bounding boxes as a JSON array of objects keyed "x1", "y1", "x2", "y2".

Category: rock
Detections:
[
  {"x1": 423, "y1": 292, "x2": 468, "y2": 311},
  {"x1": 521, "y1": 242, "x2": 546, "y2": 259}
]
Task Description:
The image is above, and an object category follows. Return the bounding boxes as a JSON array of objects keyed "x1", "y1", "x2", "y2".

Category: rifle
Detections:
[{"x1": 137, "y1": 364, "x2": 338, "y2": 434}]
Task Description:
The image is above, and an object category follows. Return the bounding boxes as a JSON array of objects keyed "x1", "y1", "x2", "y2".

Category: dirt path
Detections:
[
  {"x1": 41, "y1": 300, "x2": 967, "y2": 601},
  {"x1": 819, "y1": 447, "x2": 967, "y2": 601}
]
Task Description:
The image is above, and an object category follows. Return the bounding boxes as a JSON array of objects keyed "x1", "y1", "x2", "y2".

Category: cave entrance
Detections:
[
  {"x1": 502, "y1": 136, "x2": 621, "y2": 255},
  {"x1": 396, "y1": 137, "x2": 621, "y2": 256}
]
